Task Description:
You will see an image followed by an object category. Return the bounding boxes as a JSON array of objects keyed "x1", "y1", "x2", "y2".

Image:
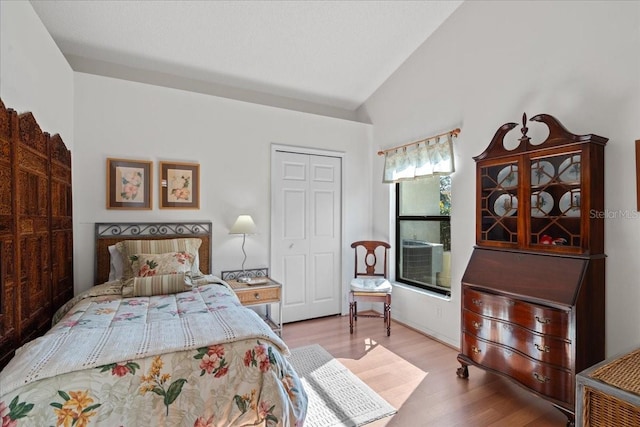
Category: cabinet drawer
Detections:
[
  {"x1": 235, "y1": 287, "x2": 281, "y2": 305},
  {"x1": 464, "y1": 288, "x2": 569, "y2": 338},
  {"x1": 462, "y1": 332, "x2": 573, "y2": 405},
  {"x1": 463, "y1": 310, "x2": 571, "y2": 368}
]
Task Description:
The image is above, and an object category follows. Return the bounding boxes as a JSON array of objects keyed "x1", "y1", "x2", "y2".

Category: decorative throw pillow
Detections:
[
  {"x1": 115, "y1": 238, "x2": 202, "y2": 279},
  {"x1": 130, "y1": 251, "x2": 194, "y2": 277},
  {"x1": 121, "y1": 273, "x2": 193, "y2": 297}
]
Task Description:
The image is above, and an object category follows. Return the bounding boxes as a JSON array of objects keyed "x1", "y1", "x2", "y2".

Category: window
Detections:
[{"x1": 395, "y1": 175, "x2": 451, "y2": 296}]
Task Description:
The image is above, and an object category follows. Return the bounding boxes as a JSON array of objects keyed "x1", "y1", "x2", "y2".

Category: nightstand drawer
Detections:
[{"x1": 234, "y1": 286, "x2": 281, "y2": 305}]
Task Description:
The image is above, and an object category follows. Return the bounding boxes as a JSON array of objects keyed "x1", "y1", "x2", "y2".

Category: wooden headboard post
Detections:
[{"x1": 94, "y1": 222, "x2": 213, "y2": 284}]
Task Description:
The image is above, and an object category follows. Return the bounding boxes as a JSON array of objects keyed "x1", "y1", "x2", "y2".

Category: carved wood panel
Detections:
[
  {"x1": 0, "y1": 99, "x2": 17, "y2": 368},
  {"x1": 19, "y1": 234, "x2": 51, "y2": 343},
  {"x1": 17, "y1": 111, "x2": 51, "y2": 343},
  {"x1": 50, "y1": 133, "x2": 73, "y2": 308},
  {"x1": 0, "y1": 98, "x2": 73, "y2": 368},
  {"x1": 0, "y1": 224, "x2": 18, "y2": 369}
]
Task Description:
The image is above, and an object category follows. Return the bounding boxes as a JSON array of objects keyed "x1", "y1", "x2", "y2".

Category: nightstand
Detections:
[{"x1": 225, "y1": 276, "x2": 282, "y2": 336}]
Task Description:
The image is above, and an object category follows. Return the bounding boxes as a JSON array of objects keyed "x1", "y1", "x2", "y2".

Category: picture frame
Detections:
[
  {"x1": 106, "y1": 158, "x2": 152, "y2": 210},
  {"x1": 160, "y1": 161, "x2": 200, "y2": 209},
  {"x1": 636, "y1": 140, "x2": 640, "y2": 211}
]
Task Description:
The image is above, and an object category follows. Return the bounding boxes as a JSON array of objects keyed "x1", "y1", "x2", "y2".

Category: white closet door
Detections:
[{"x1": 272, "y1": 150, "x2": 341, "y2": 322}]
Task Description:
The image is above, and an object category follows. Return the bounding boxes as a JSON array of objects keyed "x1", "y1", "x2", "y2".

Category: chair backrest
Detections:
[{"x1": 351, "y1": 240, "x2": 391, "y2": 279}]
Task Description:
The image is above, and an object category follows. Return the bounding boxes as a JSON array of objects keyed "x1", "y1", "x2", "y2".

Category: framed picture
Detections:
[
  {"x1": 160, "y1": 161, "x2": 200, "y2": 209},
  {"x1": 636, "y1": 140, "x2": 640, "y2": 211},
  {"x1": 106, "y1": 158, "x2": 152, "y2": 209}
]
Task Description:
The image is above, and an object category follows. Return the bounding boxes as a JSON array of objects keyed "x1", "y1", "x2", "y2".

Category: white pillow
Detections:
[
  {"x1": 108, "y1": 244, "x2": 125, "y2": 281},
  {"x1": 350, "y1": 277, "x2": 392, "y2": 293},
  {"x1": 193, "y1": 252, "x2": 202, "y2": 277}
]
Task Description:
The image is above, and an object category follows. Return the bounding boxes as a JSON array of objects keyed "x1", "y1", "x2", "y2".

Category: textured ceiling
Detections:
[{"x1": 30, "y1": 0, "x2": 462, "y2": 116}]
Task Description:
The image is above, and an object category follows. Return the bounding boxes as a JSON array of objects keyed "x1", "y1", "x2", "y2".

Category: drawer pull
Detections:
[
  {"x1": 471, "y1": 346, "x2": 481, "y2": 354},
  {"x1": 472, "y1": 298, "x2": 483, "y2": 306},
  {"x1": 535, "y1": 343, "x2": 550, "y2": 352},
  {"x1": 254, "y1": 293, "x2": 261, "y2": 300},
  {"x1": 472, "y1": 321, "x2": 482, "y2": 330},
  {"x1": 535, "y1": 316, "x2": 551, "y2": 324},
  {"x1": 533, "y1": 372, "x2": 550, "y2": 383}
]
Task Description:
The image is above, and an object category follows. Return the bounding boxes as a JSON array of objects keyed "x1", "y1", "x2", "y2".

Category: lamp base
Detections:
[{"x1": 238, "y1": 275, "x2": 252, "y2": 283}]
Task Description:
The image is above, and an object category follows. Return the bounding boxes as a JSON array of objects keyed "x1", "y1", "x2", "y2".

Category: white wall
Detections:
[
  {"x1": 0, "y1": 0, "x2": 78, "y2": 285},
  {"x1": 0, "y1": 1, "x2": 73, "y2": 144},
  {"x1": 360, "y1": 0, "x2": 640, "y2": 355},
  {"x1": 73, "y1": 73, "x2": 373, "y2": 303}
]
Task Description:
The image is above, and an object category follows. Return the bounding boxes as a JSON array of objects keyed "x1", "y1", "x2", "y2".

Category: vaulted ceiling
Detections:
[{"x1": 30, "y1": 0, "x2": 462, "y2": 120}]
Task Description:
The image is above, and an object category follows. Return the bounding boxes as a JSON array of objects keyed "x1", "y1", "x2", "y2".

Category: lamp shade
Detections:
[{"x1": 229, "y1": 215, "x2": 257, "y2": 235}]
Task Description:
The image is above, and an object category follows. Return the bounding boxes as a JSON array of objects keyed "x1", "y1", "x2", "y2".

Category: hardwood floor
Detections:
[{"x1": 282, "y1": 314, "x2": 569, "y2": 427}]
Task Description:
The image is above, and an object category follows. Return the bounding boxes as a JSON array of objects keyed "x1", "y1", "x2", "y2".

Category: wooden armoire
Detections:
[
  {"x1": 457, "y1": 113, "x2": 607, "y2": 426},
  {"x1": 0, "y1": 99, "x2": 73, "y2": 369}
]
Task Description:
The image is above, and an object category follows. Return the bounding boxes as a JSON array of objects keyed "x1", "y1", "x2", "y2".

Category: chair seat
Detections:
[{"x1": 350, "y1": 277, "x2": 392, "y2": 293}]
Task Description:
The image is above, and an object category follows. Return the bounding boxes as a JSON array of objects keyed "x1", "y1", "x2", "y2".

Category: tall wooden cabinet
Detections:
[
  {"x1": 457, "y1": 113, "x2": 607, "y2": 425},
  {"x1": 0, "y1": 99, "x2": 73, "y2": 369}
]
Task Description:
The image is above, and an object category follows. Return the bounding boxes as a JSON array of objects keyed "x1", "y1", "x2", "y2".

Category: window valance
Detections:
[{"x1": 380, "y1": 128, "x2": 459, "y2": 183}]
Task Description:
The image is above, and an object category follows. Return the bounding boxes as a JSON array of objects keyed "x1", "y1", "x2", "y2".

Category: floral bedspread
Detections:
[{"x1": 0, "y1": 282, "x2": 307, "y2": 426}]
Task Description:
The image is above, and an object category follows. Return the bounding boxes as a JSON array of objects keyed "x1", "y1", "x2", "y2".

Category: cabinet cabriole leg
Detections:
[{"x1": 456, "y1": 364, "x2": 469, "y2": 379}]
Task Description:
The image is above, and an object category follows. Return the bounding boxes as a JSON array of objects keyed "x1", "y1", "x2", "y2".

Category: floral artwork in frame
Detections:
[
  {"x1": 636, "y1": 140, "x2": 640, "y2": 211},
  {"x1": 160, "y1": 161, "x2": 200, "y2": 209},
  {"x1": 106, "y1": 158, "x2": 152, "y2": 209}
]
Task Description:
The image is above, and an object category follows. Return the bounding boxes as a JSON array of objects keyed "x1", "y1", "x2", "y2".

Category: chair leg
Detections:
[
  {"x1": 385, "y1": 302, "x2": 391, "y2": 336},
  {"x1": 349, "y1": 301, "x2": 354, "y2": 334}
]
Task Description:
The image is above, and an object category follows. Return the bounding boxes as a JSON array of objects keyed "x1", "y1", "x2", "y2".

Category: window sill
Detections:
[{"x1": 391, "y1": 281, "x2": 452, "y2": 301}]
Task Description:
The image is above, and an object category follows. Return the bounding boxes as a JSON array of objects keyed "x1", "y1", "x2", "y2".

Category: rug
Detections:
[{"x1": 288, "y1": 344, "x2": 397, "y2": 427}]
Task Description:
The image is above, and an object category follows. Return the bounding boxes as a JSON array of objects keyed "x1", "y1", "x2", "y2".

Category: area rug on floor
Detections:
[{"x1": 288, "y1": 344, "x2": 397, "y2": 427}]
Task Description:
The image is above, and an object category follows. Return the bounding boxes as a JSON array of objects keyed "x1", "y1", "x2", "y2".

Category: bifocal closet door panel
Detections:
[
  {"x1": 272, "y1": 150, "x2": 342, "y2": 323},
  {"x1": 16, "y1": 113, "x2": 52, "y2": 344},
  {"x1": 0, "y1": 101, "x2": 17, "y2": 368}
]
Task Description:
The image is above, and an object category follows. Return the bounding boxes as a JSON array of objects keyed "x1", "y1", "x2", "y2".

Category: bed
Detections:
[{"x1": 0, "y1": 222, "x2": 307, "y2": 426}]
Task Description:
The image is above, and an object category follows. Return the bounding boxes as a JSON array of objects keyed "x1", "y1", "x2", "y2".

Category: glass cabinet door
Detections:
[
  {"x1": 529, "y1": 152, "x2": 582, "y2": 248},
  {"x1": 479, "y1": 161, "x2": 519, "y2": 244}
]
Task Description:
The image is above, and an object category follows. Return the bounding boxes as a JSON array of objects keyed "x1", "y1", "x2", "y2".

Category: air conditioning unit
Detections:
[{"x1": 401, "y1": 239, "x2": 443, "y2": 285}]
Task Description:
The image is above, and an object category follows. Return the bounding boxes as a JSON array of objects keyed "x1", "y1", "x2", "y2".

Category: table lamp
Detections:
[{"x1": 229, "y1": 214, "x2": 257, "y2": 282}]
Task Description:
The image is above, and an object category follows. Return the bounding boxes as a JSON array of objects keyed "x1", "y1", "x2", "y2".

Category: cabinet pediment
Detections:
[{"x1": 474, "y1": 113, "x2": 607, "y2": 162}]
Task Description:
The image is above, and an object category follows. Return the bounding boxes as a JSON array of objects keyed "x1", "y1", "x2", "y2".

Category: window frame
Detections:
[{"x1": 394, "y1": 180, "x2": 451, "y2": 297}]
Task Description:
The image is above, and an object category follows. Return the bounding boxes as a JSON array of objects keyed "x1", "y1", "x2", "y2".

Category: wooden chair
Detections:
[{"x1": 349, "y1": 241, "x2": 392, "y2": 336}]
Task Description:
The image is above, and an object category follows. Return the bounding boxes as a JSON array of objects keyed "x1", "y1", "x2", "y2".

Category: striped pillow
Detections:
[
  {"x1": 115, "y1": 238, "x2": 202, "y2": 279},
  {"x1": 122, "y1": 273, "x2": 193, "y2": 297}
]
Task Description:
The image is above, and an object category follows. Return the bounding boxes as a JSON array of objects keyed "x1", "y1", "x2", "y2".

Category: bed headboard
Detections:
[{"x1": 95, "y1": 222, "x2": 213, "y2": 284}]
